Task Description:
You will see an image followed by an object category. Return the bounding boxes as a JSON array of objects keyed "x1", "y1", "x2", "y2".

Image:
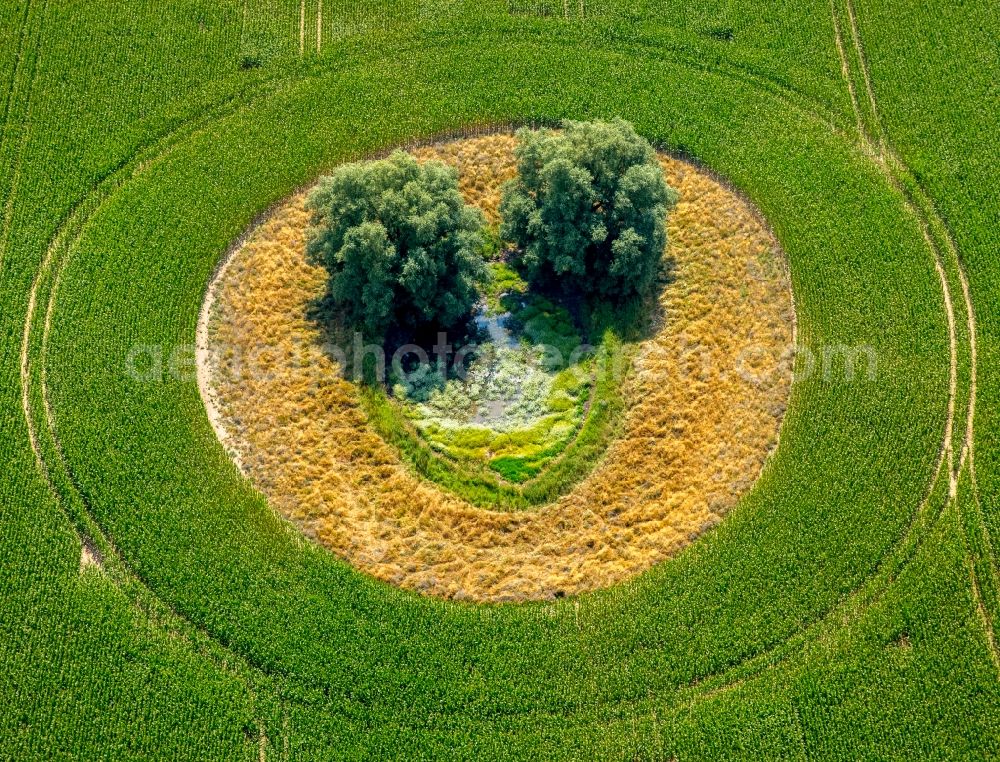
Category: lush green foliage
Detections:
[
  {"x1": 306, "y1": 150, "x2": 487, "y2": 337},
  {"x1": 2, "y1": 0, "x2": 998, "y2": 759},
  {"x1": 396, "y1": 294, "x2": 593, "y2": 483},
  {"x1": 365, "y1": 319, "x2": 625, "y2": 508},
  {"x1": 501, "y1": 119, "x2": 678, "y2": 300}
]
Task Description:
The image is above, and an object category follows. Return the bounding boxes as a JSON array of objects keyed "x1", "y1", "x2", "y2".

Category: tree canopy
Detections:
[
  {"x1": 306, "y1": 150, "x2": 488, "y2": 338},
  {"x1": 500, "y1": 119, "x2": 677, "y2": 302}
]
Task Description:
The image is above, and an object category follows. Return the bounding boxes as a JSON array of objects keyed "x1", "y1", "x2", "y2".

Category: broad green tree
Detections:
[
  {"x1": 500, "y1": 119, "x2": 677, "y2": 301},
  {"x1": 307, "y1": 150, "x2": 488, "y2": 338}
]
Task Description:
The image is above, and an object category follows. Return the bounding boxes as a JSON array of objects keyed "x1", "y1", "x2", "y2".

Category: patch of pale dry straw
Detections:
[{"x1": 201, "y1": 135, "x2": 795, "y2": 602}]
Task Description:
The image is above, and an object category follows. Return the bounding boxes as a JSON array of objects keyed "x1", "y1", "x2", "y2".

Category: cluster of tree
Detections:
[
  {"x1": 306, "y1": 150, "x2": 487, "y2": 339},
  {"x1": 500, "y1": 119, "x2": 677, "y2": 300},
  {"x1": 306, "y1": 121, "x2": 676, "y2": 340}
]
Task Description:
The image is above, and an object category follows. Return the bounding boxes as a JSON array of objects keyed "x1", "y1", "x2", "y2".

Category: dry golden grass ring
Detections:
[{"x1": 199, "y1": 135, "x2": 794, "y2": 602}]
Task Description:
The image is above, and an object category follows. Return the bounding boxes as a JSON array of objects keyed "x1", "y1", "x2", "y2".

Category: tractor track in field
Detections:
[
  {"x1": 832, "y1": 0, "x2": 997, "y2": 674},
  {"x1": 829, "y1": 0, "x2": 867, "y2": 149},
  {"x1": 317, "y1": 0, "x2": 323, "y2": 55},
  {"x1": 839, "y1": 0, "x2": 973, "y2": 493},
  {"x1": 846, "y1": 0, "x2": 998, "y2": 673},
  {"x1": 844, "y1": 0, "x2": 883, "y2": 150},
  {"x1": 16, "y1": 28, "x2": 984, "y2": 736},
  {"x1": 0, "y1": 1, "x2": 32, "y2": 143},
  {"x1": 299, "y1": 0, "x2": 306, "y2": 57},
  {"x1": 0, "y1": 0, "x2": 48, "y2": 277},
  {"x1": 20, "y1": 75, "x2": 307, "y2": 759},
  {"x1": 832, "y1": 0, "x2": 964, "y2": 500}
]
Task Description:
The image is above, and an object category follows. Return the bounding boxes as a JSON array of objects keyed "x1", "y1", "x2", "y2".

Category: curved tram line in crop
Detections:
[
  {"x1": 16, "y1": 20, "x2": 991, "y2": 748},
  {"x1": 830, "y1": 0, "x2": 995, "y2": 672}
]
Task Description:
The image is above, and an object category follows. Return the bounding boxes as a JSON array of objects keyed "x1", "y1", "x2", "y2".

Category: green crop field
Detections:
[{"x1": 2, "y1": 0, "x2": 998, "y2": 758}]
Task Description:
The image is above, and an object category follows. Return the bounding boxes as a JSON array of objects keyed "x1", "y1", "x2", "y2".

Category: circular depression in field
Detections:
[{"x1": 197, "y1": 133, "x2": 795, "y2": 601}]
